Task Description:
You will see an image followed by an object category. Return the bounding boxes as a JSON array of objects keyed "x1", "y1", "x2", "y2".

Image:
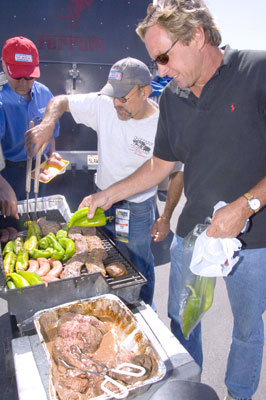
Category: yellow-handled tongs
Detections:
[{"x1": 25, "y1": 120, "x2": 43, "y2": 220}]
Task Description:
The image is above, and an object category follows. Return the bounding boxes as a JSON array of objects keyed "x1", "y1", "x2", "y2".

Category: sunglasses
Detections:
[
  {"x1": 115, "y1": 86, "x2": 140, "y2": 103},
  {"x1": 13, "y1": 76, "x2": 34, "y2": 81},
  {"x1": 154, "y1": 38, "x2": 179, "y2": 65}
]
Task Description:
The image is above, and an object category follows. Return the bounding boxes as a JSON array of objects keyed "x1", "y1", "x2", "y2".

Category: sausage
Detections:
[
  {"x1": 6, "y1": 226, "x2": 18, "y2": 241},
  {"x1": 27, "y1": 259, "x2": 39, "y2": 273},
  {"x1": 41, "y1": 275, "x2": 60, "y2": 287},
  {"x1": 0, "y1": 229, "x2": 9, "y2": 243},
  {"x1": 47, "y1": 259, "x2": 63, "y2": 278},
  {"x1": 36, "y1": 258, "x2": 50, "y2": 277}
]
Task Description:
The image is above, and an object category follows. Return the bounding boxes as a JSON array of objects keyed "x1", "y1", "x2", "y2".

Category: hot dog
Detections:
[
  {"x1": 36, "y1": 258, "x2": 50, "y2": 277},
  {"x1": 47, "y1": 259, "x2": 63, "y2": 278},
  {"x1": 27, "y1": 259, "x2": 39, "y2": 273}
]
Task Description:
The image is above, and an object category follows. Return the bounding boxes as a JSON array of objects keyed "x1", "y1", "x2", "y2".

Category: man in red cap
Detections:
[{"x1": 0, "y1": 36, "x2": 61, "y2": 213}]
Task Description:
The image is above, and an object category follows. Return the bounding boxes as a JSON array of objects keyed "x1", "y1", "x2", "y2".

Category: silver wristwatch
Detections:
[{"x1": 243, "y1": 192, "x2": 261, "y2": 213}]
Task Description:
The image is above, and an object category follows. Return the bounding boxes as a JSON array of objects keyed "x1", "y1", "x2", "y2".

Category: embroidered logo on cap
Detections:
[
  {"x1": 108, "y1": 71, "x2": 122, "y2": 81},
  {"x1": 14, "y1": 53, "x2": 33, "y2": 63}
]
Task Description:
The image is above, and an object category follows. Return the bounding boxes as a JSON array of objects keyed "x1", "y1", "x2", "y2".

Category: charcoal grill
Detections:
[{"x1": 0, "y1": 195, "x2": 146, "y2": 334}]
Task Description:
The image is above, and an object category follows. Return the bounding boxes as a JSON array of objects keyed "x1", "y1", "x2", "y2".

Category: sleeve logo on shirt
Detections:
[{"x1": 15, "y1": 53, "x2": 33, "y2": 63}]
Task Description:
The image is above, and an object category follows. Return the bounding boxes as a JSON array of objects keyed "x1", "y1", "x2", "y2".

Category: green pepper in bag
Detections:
[{"x1": 182, "y1": 285, "x2": 202, "y2": 339}]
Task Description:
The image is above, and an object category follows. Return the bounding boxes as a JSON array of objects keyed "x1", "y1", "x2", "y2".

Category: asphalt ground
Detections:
[{"x1": 152, "y1": 193, "x2": 266, "y2": 400}]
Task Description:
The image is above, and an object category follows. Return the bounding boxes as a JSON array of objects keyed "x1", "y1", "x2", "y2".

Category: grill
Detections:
[{"x1": 0, "y1": 195, "x2": 146, "y2": 334}]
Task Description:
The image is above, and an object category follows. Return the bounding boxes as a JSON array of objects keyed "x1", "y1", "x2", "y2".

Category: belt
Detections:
[
  {"x1": 5, "y1": 159, "x2": 27, "y2": 168},
  {"x1": 5, "y1": 156, "x2": 46, "y2": 168}
]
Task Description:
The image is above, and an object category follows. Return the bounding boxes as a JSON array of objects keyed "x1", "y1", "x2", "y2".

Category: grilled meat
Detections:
[
  {"x1": 106, "y1": 262, "x2": 128, "y2": 278},
  {"x1": 37, "y1": 216, "x2": 61, "y2": 236}
]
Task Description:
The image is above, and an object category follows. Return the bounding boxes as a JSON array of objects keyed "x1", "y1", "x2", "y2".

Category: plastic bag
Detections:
[{"x1": 179, "y1": 224, "x2": 216, "y2": 339}]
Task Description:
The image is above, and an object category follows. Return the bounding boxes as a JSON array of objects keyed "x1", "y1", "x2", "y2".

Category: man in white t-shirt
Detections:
[{"x1": 25, "y1": 57, "x2": 163, "y2": 305}]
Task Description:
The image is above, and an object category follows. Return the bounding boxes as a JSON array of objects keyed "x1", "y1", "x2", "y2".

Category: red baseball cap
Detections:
[{"x1": 2, "y1": 36, "x2": 40, "y2": 79}]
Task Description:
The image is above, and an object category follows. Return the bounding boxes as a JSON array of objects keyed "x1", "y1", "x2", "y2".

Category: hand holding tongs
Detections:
[
  {"x1": 26, "y1": 120, "x2": 43, "y2": 219},
  {"x1": 59, "y1": 344, "x2": 146, "y2": 399}
]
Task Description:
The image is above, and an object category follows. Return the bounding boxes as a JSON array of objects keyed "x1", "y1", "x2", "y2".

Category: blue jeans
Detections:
[
  {"x1": 168, "y1": 234, "x2": 203, "y2": 368},
  {"x1": 101, "y1": 196, "x2": 155, "y2": 306},
  {"x1": 224, "y1": 246, "x2": 266, "y2": 400}
]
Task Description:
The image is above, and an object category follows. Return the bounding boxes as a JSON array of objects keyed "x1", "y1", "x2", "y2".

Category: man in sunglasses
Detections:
[
  {"x1": 0, "y1": 36, "x2": 60, "y2": 203},
  {"x1": 35, "y1": 1, "x2": 265, "y2": 399},
  {"x1": 24, "y1": 57, "x2": 172, "y2": 307}
]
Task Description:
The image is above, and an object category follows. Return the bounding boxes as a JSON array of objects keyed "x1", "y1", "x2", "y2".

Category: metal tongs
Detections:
[
  {"x1": 59, "y1": 344, "x2": 146, "y2": 399},
  {"x1": 25, "y1": 119, "x2": 43, "y2": 220}
]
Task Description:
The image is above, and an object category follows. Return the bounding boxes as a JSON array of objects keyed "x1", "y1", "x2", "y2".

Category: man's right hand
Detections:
[
  {"x1": 24, "y1": 122, "x2": 52, "y2": 158},
  {"x1": 0, "y1": 176, "x2": 19, "y2": 219},
  {"x1": 78, "y1": 190, "x2": 115, "y2": 218}
]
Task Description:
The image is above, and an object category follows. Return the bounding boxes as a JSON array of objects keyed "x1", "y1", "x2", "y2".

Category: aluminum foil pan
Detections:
[{"x1": 34, "y1": 294, "x2": 166, "y2": 400}]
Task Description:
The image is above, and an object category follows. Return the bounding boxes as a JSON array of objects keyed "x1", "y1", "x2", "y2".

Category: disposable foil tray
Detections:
[{"x1": 34, "y1": 294, "x2": 166, "y2": 400}]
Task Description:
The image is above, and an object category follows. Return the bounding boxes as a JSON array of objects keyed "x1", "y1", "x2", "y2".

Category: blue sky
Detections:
[{"x1": 205, "y1": 0, "x2": 266, "y2": 50}]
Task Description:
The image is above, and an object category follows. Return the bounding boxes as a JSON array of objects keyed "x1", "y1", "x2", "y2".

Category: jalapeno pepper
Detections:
[
  {"x1": 6, "y1": 272, "x2": 30, "y2": 289},
  {"x1": 29, "y1": 248, "x2": 51, "y2": 259},
  {"x1": 2, "y1": 241, "x2": 15, "y2": 257},
  {"x1": 195, "y1": 276, "x2": 215, "y2": 312},
  {"x1": 182, "y1": 285, "x2": 202, "y2": 339},
  {"x1": 46, "y1": 233, "x2": 65, "y2": 260},
  {"x1": 3, "y1": 252, "x2": 17, "y2": 274},
  {"x1": 17, "y1": 271, "x2": 43, "y2": 285},
  {"x1": 15, "y1": 249, "x2": 29, "y2": 271},
  {"x1": 24, "y1": 220, "x2": 42, "y2": 240},
  {"x1": 6, "y1": 279, "x2": 16, "y2": 290},
  {"x1": 56, "y1": 229, "x2": 68, "y2": 241},
  {"x1": 14, "y1": 237, "x2": 24, "y2": 254},
  {"x1": 38, "y1": 237, "x2": 50, "y2": 249},
  {"x1": 59, "y1": 237, "x2": 75, "y2": 262},
  {"x1": 24, "y1": 235, "x2": 38, "y2": 252}
]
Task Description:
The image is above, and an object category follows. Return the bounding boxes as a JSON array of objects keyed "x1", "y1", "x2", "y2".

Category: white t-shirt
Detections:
[{"x1": 68, "y1": 93, "x2": 159, "y2": 203}]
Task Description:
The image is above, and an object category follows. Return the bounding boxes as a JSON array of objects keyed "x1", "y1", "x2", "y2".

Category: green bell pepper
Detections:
[
  {"x1": 67, "y1": 207, "x2": 107, "y2": 228},
  {"x1": 17, "y1": 271, "x2": 43, "y2": 285},
  {"x1": 46, "y1": 233, "x2": 65, "y2": 260},
  {"x1": 6, "y1": 272, "x2": 30, "y2": 290},
  {"x1": 56, "y1": 229, "x2": 68, "y2": 241},
  {"x1": 29, "y1": 248, "x2": 52, "y2": 259}
]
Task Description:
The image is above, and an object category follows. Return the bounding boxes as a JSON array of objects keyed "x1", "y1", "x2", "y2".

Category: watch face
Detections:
[{"x1": 250, "y1": 198, "x2": 260, "y2": 210}]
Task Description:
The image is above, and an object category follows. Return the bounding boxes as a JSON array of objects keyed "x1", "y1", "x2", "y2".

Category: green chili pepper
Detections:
[
  {"x1": 3, "y1": 252, "x2": 17, "y2": 275},
  {"x1": 56, "y1": 229, "x2": 68, "y2": 240},
  {"x1": 24, "y1": 235, "x2": 38, "y2": 252},
  {"x1": 6, "y1": 272, "x2": 30, "y2": 290},
  {"x1": 15, "y1": 249, "x2": 29, "y2": 271},
  {"x1": 46, "y1": 247, "x2": 64, "y2": 260},
  {"x1": 24, "y1": 220, "x2": 42, "y2": 240},
  {"x1": 14, "y1": 237, "x2": 24, "y2": 254},
  {"x1": 59, "y1": 237, "x2": 75, "y2": 262},
  {"x1": 70, "y1": 212, "x2": 110, "y2": 227},
  {"x1": 17, "y1": 271, "x2": 43, "y2": 285},
  {"x1": 2, "y1": 241, "x2": 15, "y2": 257},
  {"x1": 67, "y1": 207, "x2": 105, "y2": 228},
  {"x1": 182, "y1": 285, "x2": 202, "y2": 339},
  {"x1": 46, "y1": 233, "x2": 65, "y2": 260},
  {"x1": 196, "y1": 277, "x2": 215, "y2": 312},
  {"x1": 6, "y1": 279, "x2": 16, "y2": 290},
  {"x1": 29, "y1": 248, "x2": 51, "y2": 259},
  {"x1": 38, "y1": 237, "x2": 50, "y2": 249}
]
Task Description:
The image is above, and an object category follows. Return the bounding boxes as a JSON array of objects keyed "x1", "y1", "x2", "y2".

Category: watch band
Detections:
[
  {"x1": 243, "y1": 192, "x2": 260, "y2": 213},
  {"x1": 243, "y1": 192, "x2": 253, "y2": 201}
]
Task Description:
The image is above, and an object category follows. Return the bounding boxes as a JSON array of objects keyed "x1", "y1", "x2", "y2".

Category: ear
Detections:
[
  {"x1": 143, "y1": 85, "x2": 152, "y2": 99},
  {"x1": 193, "y1": 26, "x2": 205, "y2": 50}
]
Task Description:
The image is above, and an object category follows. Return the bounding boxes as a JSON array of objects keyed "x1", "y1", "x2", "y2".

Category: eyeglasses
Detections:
[
  {"x1": 115, "y1": 86, "x2": 141, "y2": 103},
  {"x1": 154, "y1": 38, "x2": 179, "y2": 65},
  {"x1": 13, "y1": 76, "x2": 34, "y2": 81}
]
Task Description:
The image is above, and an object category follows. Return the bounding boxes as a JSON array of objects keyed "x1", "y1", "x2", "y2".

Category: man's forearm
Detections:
[
  {"x1": 43, "y1": 95, "x2": 70, "y2": 131},
  {"x1": 161, "y1": 171, "x2": 183, "y2": 221},
  {"x1": 105, "y1": 157, "x2": 176, "y2": 204}
]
